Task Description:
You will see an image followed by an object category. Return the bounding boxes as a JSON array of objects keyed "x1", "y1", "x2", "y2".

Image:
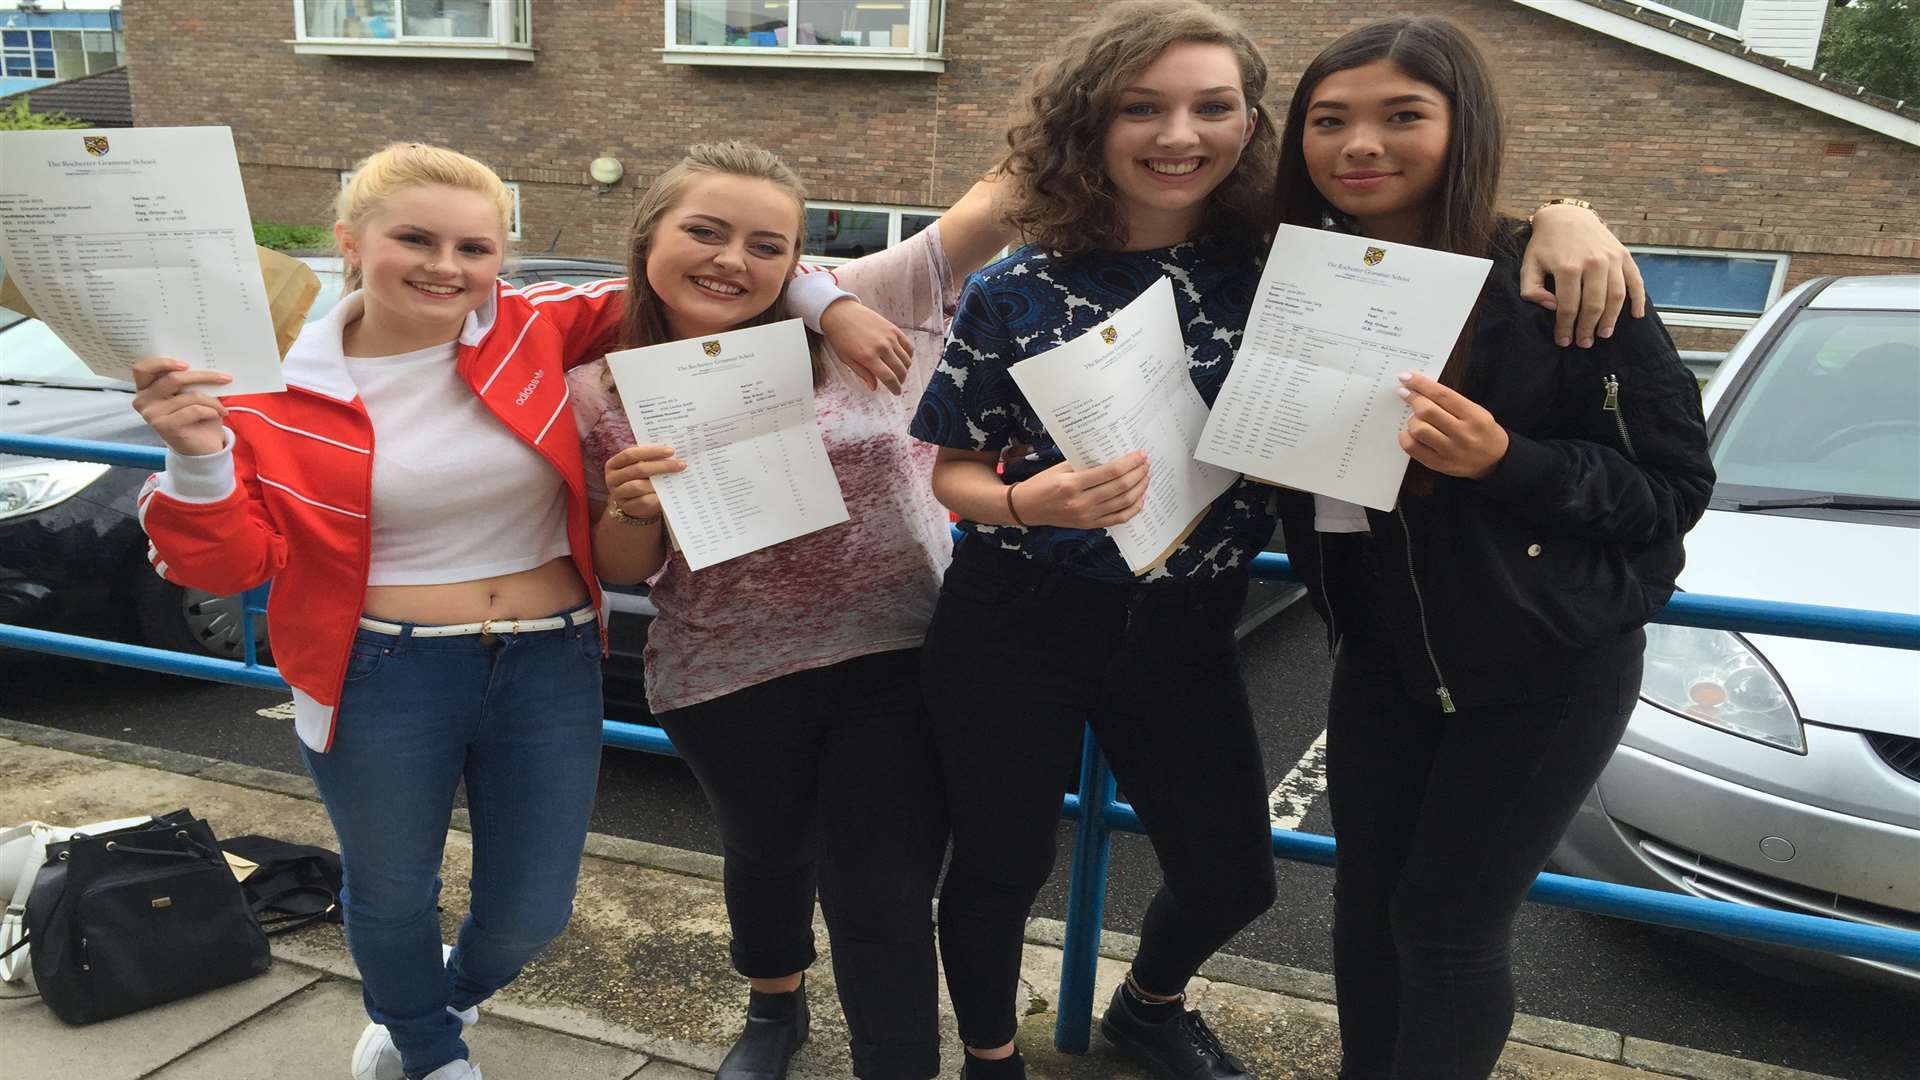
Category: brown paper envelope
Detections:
[
  {"x1": 223, "y1": 850, "x2": 259, "y2": 883},
  {"x1": 1131, "y1": 503, "x2": 1215, "y2": 577},
  {"x1": 255, "y1": 247, "x2": 322, "y2": 359},
  {"x1": 0, "y1": 246, "x2": 321, "y2": 360},
  {"x1": 0, "y1": 272, "x2": 29, "y2": 316}
]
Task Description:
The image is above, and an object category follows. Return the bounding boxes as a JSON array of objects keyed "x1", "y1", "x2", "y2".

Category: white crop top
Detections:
[{"x1": 344, "y1": 343, "x2": 571, "y2": 586}]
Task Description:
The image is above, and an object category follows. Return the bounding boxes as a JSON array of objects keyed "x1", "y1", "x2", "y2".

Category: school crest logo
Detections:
[
  {"x1": 1363, "y1": 246, "x2": 1386, "y2": 267},
  {"x1": 1100, "y1": 326, "x2": 1118, "y2": 345},
  {"x1": 702, "y1": 340, "x2": 722, "y2": 358},
  {"x1": 83, "y1": 135, "x2": 110, "y2": 157}
]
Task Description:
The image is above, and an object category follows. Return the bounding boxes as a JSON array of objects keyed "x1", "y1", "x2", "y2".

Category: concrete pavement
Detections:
[{"x1": 0, "y1": 719, "x2": 1842, "y2": 1080}]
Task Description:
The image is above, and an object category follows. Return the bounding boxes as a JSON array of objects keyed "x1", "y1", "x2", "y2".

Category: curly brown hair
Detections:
[{"x1": 1000, "y1": 0, "x2": 1278, "y2": 256}]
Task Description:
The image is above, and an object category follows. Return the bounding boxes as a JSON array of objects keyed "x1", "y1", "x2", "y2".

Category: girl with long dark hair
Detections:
[
  {"x1": 1268, "y1": 18, "x2": 1715, "y2": 1078},
  {"x1": 901, "y1": 3, "x2": 1652, "y2": 1078}
]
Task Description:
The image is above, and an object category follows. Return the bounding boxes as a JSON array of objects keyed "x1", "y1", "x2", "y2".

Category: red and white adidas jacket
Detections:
[{"x1": 138, "y1": 277, "x2": 626, "y2": 752}]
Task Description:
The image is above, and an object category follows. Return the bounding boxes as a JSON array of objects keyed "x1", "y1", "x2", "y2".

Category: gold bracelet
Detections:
[
  {"x1": 607, "y1": 503, "x2": 662, "y2": 527},
  {"x1": 1006, "y1": 480, "x2": 1031, "y2": 528},
  {"x1": 1530, "y1": 196, "x2": 1601, "y2": 224}
]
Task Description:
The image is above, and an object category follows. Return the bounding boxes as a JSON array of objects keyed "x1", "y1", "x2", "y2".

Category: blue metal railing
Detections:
[{"x1": 6, "y1": 431, "x2": 1920, "y2": 1053}]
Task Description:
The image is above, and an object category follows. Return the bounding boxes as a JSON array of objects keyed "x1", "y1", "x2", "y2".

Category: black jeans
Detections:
[
  {"x1": 1325, "y1": 631, "x2": 1642, "y2": 1080},
  {"x1": 655, "y1": 648, "x2": 947, "y2": 1080},
  {"x1": 921, "y1": 540, "x2": 1278, "y2": 1049}
]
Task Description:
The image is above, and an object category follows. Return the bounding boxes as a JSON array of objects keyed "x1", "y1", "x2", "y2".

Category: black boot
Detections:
[
  {"x1": 716, "y1": 978, "x2": 810, "y2": 1080},
  {"x1": 959, "y1": 1048, "x2": 1026, "y2": 1079},
  {"x1": 1099, "y1": 981, "x2": 1254, "y2": 1080}
]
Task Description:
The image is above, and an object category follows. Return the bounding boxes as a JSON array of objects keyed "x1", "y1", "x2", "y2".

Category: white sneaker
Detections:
[
  {"x1": 419, "y1": 1062, "x2": 480, "y2": 1080},
  {"x1": 348, "y1": 946, "x2": 478, "y2": 1080}
]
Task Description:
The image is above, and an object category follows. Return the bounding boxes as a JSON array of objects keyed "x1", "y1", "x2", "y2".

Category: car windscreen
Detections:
[
  {"x1": 1714, "y1": 309, "x2": 1920, "y2": 501},
  {"x1": 0, "y1": 270, "x2": 347, "y2": 390}
]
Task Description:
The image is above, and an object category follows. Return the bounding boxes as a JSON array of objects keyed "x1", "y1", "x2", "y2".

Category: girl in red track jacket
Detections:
[{"x1": 134, "y1": 143, "x2": 625, "y2": 1080}]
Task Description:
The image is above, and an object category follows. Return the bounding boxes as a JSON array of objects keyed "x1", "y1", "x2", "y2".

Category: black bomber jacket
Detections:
[{"x1": 1274, "y1": 228, "x2": 1716, "y2": 709}]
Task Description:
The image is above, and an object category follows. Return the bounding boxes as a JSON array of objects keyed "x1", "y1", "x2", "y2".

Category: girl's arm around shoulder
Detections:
[
  {"x1": 507, "y1": 276, "x2": 629, "y2": 368},
  {"x1": 798, "y1": 171, "x2": 1013, "y2": 329},
  {"x1": 909, "y1": 272, "x2": 1026, "y2": 453},
  {"x1": 1475, "y1": 308, "x2": 1716, "y2": 546},
  {"x1": 798, "y1": 173, "x2": 1017, "y2": 394}
]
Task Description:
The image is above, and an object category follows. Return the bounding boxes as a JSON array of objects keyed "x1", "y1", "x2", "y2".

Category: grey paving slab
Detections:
[
  {"x1": 1511, "y1": 1012, "x2": 1625, "y2": 1063},
  {"x1": 193, "y1": 759, "x2": 320, "y2": 801},
  {"x1": 148, "y1": 979, "x2": 651, "y2": 1080},
  {"x1": 630, "y1": 1063, "x2": 713, "y2": 1079},
  {"x1": 0, "y1": 737, "x2": 1842, "y2": 1080},
  {"x1": 1622, "y1": 1038, "x2": 1846, "y2": 1080},
  {"x1": 0, "y1": 964, "x2": 319, "y2": 1080}
]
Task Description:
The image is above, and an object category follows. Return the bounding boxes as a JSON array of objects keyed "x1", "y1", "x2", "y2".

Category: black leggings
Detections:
[
  {"x1": 921, "y1": 540, "x2": 1278, "y2": 1049},
  {"x1": 1325, "y1": 631, "x2": 1641, "y2": 1080},
  {"x1": 655, "y1": 648, "x2": 948, "y2": 1080}
]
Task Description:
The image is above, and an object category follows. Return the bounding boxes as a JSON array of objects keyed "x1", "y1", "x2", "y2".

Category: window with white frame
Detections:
[
  {"x1": 802, "y1": 201, "x2": 940, "y2": 264},
  {"x1": 1629, "y1": 246, "x2": 1787, "y2": 326},
  {"x1": 340, "y1": 170, "x2": 522, "y2": 240},
  {"x1": 1639, "y1": 0, "x2": 1744, "y2": 34},
  {"x1": 2, "y1": 26, "x2": 125, "y2": 81},
  {"x1": 664, "y1": 1, "x2": 945, "y2": 72},
  {"x1": 295, "y1": 1, "x2": 533, "y2": 61}
]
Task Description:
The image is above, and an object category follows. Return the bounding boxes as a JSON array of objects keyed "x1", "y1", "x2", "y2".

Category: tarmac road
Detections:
[{"x1": 3, "y1": 602, "x2": 1914, "y2": 1078}]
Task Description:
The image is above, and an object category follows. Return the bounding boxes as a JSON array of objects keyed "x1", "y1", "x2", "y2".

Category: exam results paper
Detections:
[
  {"x1": 1007, "y1": 276, "x2": 1238, "y2": 575},
  {"x1": 0, "y1": 126, "x2": 284, "y2": 394},
  {"x1": 604, "y1": 319, "x2": 850, "y2": 572},
  {"x1": 1197, "y1": 225, "x2": 1492, "y2": 510}
]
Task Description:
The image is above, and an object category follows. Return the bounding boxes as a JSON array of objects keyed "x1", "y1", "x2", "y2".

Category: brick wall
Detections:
[{"x1": 124, "y1": 0, "x2": 1919, "y2": 278}]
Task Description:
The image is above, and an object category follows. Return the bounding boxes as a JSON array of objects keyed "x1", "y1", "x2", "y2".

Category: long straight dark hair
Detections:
[{"x1": 1272, "y1": 16, "x2": 1513, "y2": 494}]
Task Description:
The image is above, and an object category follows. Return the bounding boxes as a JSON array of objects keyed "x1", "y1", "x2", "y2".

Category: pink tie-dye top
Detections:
[{"x1": 570, "y1": 224, "x2": 959, "y2": 713}]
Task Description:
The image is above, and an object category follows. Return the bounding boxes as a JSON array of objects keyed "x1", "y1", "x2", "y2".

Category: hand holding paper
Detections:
[
  {"x1": 1396, "y1": 372, "x2": 1510, "y2": 479},
  {"x1": 602, "y1": 444, "x2": 687, "y2": 521},
  {"x1": 1009, "y1": 451, "x2": 1151, "y2": 531},
  {"x1": 604, "y1": 319, "x2": 849, "y2": 572},
  {"x1": 0, "y1": 126, "x2": 288, "y2": 394},
  {"x1": 129, "y1": 356, "x2": 233, "y2": 457},
  {"x1": 1006, "y1": 277, "x2": 1237, "y2": 574},
  {"x1": 1196, "y1": 225, "x2": 1493, "y2": 509}
]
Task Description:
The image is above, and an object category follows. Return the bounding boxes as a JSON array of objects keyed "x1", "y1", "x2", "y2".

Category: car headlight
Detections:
[
  {"x1": 0, "y1": 459, "x2": 112, "y2": 522},
  {"x1": 1640, "y1": 623, "x2": 1805, "y2": 753}
]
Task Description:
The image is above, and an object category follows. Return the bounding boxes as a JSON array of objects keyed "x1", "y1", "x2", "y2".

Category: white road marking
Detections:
[
  {"x1": 1269, "y1": 727, "x2": 1328, "y2": 831},
  {"x1": 255, "y1": 701, "x2": 297, "y2": 721}
]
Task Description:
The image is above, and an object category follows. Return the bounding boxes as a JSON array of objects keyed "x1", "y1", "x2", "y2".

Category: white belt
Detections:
[{"x1": 357, "y1": 605, "x2": 597, "y2": 639}]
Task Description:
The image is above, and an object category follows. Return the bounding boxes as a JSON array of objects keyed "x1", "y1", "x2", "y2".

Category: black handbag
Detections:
[
  {"x1": 219, "y1": 834, "x2": 343, "y2": 935},
  {"x1": 20, "y1": 809, "x2": 272, "y2": 1024}
]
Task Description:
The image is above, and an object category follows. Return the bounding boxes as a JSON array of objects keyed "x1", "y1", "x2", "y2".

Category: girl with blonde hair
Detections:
[
  {"x1": 134, "y1": 141, "x2": 631, "y2": 1080},
  {"x1": 570, "y1": 141, "x2": 1012, "y2": 1080}
]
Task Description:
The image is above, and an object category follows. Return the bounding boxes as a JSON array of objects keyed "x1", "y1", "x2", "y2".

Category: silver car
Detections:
[{"x1": 1552, "y1": 275, "x2": 1920, "y2": 988}]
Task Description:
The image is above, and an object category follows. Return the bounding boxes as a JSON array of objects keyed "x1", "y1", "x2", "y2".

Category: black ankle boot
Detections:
[
  {"x1": 716, "y1": 979, "x2": 810, "y2": 1080},
  {"x1": 1100, "y1": 982, "x2": 1253, "y2": 1080},
  {"x1": 960, "y1": 1048, "x2": 1025, "y2": 1079}
]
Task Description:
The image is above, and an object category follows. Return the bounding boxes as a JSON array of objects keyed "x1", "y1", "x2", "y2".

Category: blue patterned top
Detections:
[{"x1": 909, "y1": 238, "x2": 1278, "y2": 583}]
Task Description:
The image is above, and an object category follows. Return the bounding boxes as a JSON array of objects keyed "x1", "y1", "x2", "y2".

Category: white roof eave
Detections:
[{"x1": 1509, "y1": 0, "x2": 1920, "y2": 148}]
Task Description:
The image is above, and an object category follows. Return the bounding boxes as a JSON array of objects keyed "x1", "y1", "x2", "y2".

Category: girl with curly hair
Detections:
[{"x1": 896, "y1": 2, "x2": 1643, "y2": 1077}]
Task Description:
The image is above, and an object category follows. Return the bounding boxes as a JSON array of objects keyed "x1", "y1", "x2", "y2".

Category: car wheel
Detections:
[{"x1": 132, "y1": 570, "x2": 269, "y2": 662}]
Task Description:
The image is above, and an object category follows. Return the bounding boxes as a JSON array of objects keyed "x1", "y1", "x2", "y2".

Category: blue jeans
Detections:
[{"x1": 300, "y1": 612, "x2": 604, "y2": 1079}]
